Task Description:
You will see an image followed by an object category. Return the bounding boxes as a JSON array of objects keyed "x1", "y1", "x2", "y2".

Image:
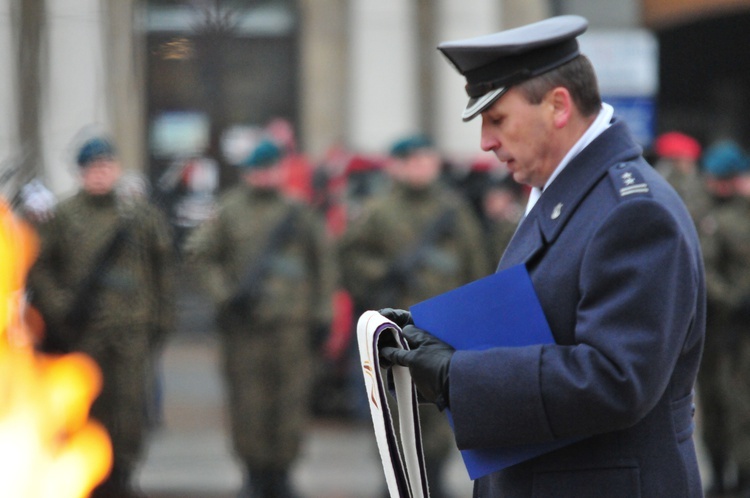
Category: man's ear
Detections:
[{"x1": 548, "y1": 87, "x2": 573, "y2": 129}]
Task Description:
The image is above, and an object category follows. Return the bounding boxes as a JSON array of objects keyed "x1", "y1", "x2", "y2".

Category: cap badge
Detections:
[{"x1": 551, "y1": 203, "x2": 563, "y2": 220}]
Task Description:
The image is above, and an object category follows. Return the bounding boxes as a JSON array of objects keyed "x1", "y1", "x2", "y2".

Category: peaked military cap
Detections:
[{"x1": 437, "y1": 15, "x2": 589, "y2": 122}]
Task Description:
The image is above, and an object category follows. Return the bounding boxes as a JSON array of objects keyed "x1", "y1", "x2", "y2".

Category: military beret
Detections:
[
  {"x1": 346, "y1": 154, "x2": 383, "y2": 175},
  {"x1": 654, "y1": 132, "x2": 701, "y2": 161},
  {"x1": 702, "y1": 140, "x2": 750, "y2": 179},
  {"x1": 389, "y1": 134, "x2": 433, "y2": 158},
  {"x1": 77, "y1": 137, "x2": 116, "y2": 166},
  {"x1": 241, "y1": 139, "x2": 282, "y2": 169},
  {"x1": 437, "y1": 15, "x2": 589, "y2": 122}
]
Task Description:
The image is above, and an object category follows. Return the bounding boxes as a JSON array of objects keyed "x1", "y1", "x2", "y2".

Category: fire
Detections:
[{"x1": 0, "y1": 200, "x2": 112, "y2": 497}]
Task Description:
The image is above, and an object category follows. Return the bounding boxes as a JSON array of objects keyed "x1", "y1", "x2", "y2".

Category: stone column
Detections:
[
  {"x1": 0, "y1": 0, "x2": 20, "y2": 192},
  {"x1": 5, "y1": 0, "x2": 45, "y2": 193},
  {"x1": 416, "y1": 0, "x2": 437, "y2": 137},
  {"x1": 434, "y1": 0, "x2": 502, "y2": 157},
  {"x1": 42, "y1": 0, "x2": 108, "y2": 196},
  {"x1": 298, "y1": 0, "x2": 349, "y2": 158},
  {"x1": 501, "y1": 0, "x2": 550, "y2": 28},
  {"x1": 348, "y1": 0, "x2": 418, "y2": 152},
  {"x1": 102, "y1": 0, "x2": 145, "y2": 174}
]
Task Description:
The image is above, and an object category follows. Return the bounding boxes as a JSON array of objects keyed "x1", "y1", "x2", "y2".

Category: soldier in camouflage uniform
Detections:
[
  {"x1": 185, "y1": 139, "x2": 334, "y2": 498},
  {"x1": 697, "y1": 140, "x2": 750, "y2": 496},
  {"x1": 481, "y1": 173, "x2": 526, "y2": 264},
  {"x1": 338, "y1": 134, "x2": 491, "y2": 497},
  {"x1": 653, "y1": 131, "x2": 713, "y2": 228},
  {"x1": 28, "y1": 136, "x2": 175, "y2": 498}
]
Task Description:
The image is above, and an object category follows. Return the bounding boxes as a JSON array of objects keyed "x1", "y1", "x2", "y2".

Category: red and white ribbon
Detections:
[{"x1": 357, "y1": 310, "x2": 429, "y2": 498}]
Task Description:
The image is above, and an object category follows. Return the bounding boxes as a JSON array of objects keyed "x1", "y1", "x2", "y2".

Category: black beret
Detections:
[
  {"x1": 437, "y1": 15, "x2": 589, "y2": 122},
  {"x1": 77, "y1": 137, "x2": 116, "y2": 166},
  {"x1": 389, "y1": 134, "x2": 433, "y2": 158}
]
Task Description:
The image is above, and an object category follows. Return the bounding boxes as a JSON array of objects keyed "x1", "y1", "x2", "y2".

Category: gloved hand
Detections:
[
  {"x1": 379, "y1": 308, "x2": 414, "y2": 328},
  {"x1": 380, "y1": 324, "x2": 454, "y2": 410}
]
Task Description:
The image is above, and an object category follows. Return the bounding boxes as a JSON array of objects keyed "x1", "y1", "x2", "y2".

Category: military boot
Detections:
[
  {"x1": 245, "y1": 468, "x2": 276, "y2": 498},
  {"x1": 270, "y1": 468, "x2": 299, "y2": 498}
]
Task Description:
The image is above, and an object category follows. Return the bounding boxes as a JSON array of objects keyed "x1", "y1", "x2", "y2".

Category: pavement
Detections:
[
  {"x1": 133, "y1": 331, "x2": 473, "y2": 498},
  {"x1": 132, "y1": 265, "x2": 712, "y2": 498},
  {"x1": 133, "y1": 266, "x2": 472, "y2": 498}
]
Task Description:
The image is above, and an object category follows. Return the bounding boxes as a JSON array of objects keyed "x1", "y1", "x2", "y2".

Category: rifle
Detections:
[
  {"x1": 225, "y1": 207, "x2": 299, "y2": 316},
  {"x1": 373, "y1": 207, "x2": 457, "y2": 308}
]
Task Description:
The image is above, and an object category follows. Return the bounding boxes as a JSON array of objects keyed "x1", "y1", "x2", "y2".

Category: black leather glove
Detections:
[
  {"x1": 380, "y1": 324, "x2": 454, "y2": 410},
  {"x1": 379, "y1": 308, "x2": 414, "y2": 328}
]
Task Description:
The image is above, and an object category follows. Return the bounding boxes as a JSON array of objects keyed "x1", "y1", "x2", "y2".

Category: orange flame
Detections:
[{"x1": 0, "y1": 200, "x2": 112, "y2": 497}]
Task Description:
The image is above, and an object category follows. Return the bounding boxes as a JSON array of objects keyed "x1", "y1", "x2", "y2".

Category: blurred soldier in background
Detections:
[
  {"x1": 338, "y1": 134, "x2": 490, "y2": 497},
  {"x1": 266, "y1": 117, "x2": 314, "y2": 204},
  {"x1": 653, "y1": 131, "x2": 712, "y2": 226},
  {"x1": 698, "y1": 139, "x2": 750, "y2": 497},
  {"x1": 185, "y1": 139, "x2": 335, "y2": 498},
  {"x1": 28, "y1": 136, "x2": 176, "y2": 498},
  {"x1": 481, "y1": 172, "x2": 526, "y2": 264}
]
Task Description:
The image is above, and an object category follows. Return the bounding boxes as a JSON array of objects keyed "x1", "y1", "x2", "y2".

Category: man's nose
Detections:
[{"x1": 480, "y1": 122, "x2": 499, "y2": 152}]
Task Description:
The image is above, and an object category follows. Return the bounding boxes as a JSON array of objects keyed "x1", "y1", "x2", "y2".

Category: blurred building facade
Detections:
[{"x1": 2, "y1": 0, "x2": 750, "y2": 197}]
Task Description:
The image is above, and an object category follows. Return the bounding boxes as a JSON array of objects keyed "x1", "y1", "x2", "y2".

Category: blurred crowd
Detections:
[
  {"x1": 648, "y1": 132, "x2": 750, "y2": 498},
  {"x1": 11, "y1": 121, "x2": 750, "y2": 497}
]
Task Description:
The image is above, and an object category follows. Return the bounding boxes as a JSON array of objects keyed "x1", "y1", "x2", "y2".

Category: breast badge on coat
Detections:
[{"x1": 551, "y1": 203, "x2": 563, "y2": 219}]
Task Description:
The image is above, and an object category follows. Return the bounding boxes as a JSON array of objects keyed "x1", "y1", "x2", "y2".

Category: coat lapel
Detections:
[{"x1": 497, "y1": 119, "x2": 642, "y2": 271}]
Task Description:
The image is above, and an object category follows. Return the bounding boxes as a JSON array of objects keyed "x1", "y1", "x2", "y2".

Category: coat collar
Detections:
[
  {"x1": 498, "y1": 119, "x2": 642, "y2": 270},
  {"x1": 531, "y1": 119, "x2": 642, "y2": 245}
]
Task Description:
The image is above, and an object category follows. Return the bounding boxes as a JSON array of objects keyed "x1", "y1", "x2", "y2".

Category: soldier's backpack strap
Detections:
[{"x1": 357, "y1": 310, "x2": 429, "y2": 498}]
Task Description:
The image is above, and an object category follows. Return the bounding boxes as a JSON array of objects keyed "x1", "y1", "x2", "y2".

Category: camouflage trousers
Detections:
[
  {"x1": 221, "y1": 321, "x2": 314, "y2": 470},
  {"x1": 724, "y1": 335, "x2": 750, "y2": 472},
  {"x1": 79, "y1": 324, "x2": 151, "y2": 473},
  {"x1": 696, "y1": 321, "x2": 731, "y2": 472}
]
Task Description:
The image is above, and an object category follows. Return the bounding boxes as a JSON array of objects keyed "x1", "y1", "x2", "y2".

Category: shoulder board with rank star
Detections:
[{"x1": 608, "y1": 162, "x2": 652, "y2": 199}]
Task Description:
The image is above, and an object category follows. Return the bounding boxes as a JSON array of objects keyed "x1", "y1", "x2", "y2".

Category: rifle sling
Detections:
[
  {"x1": 396, "y1": 207, "x2": 456, "y2": 267},
  {"x1": 65, "y1": 219, "x2": 132, "y2": 327},
  {"x1": 232, "y1": 206, "x2": 299, "y2": 303}
]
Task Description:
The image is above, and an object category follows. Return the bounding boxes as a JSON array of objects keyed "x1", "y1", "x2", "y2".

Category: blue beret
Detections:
[
  {"x1": 438, "y1": 15, "x2": 588, "y2": 122},
  {"x1": 702, "y1": 140, "x2": 750, "y2": 179},
  {"x1": 241, "y1": 139, "x2": 282, "y2": 169},
  {"x1": 77, "y1": 137, "x2": 116, "y2": 166},
  {"x1": 389, "y1": 134, "x2": 433, "y2": 158}
]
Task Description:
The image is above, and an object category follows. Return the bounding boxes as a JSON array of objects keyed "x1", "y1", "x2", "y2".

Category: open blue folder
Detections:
[{"x1": 409, "y1": 264, "x2": 577, "y2": 480}]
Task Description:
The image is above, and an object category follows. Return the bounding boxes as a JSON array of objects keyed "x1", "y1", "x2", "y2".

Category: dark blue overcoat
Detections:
[{"x1": 450, "y1": 119, "x2": 706, "y2": 497}]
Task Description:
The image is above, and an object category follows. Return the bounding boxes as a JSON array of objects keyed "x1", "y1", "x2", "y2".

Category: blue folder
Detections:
[{"x1": 409, "y1": 264, "x2": 577, "y2": 480}]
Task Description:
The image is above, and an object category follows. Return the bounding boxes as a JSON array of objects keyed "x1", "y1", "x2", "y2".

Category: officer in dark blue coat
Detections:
[{"x1": 380, "y1": 15, "x2": 706, "y2": 497}]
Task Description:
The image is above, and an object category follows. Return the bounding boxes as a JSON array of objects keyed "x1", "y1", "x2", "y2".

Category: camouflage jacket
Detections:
[
  {"x1": 338, "y1": 182, "x2": 491, "y2": 310},
  {"x1": 185, "y1": 186, "x2": 335, "y2": 328},
  {"x1": 28, "y1": 190, "x2": 175, "y2": 348},
  {"x1": 700, "y1": 194, "x2": 750, "y2": 316}
]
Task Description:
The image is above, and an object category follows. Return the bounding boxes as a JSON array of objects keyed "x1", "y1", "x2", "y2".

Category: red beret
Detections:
[
  {"x1": 654, "y1": 132, "x2": 701, "y2": 161},
  {"x1": 346, "y1": 155, "x2": 383, "y2": 174}
]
